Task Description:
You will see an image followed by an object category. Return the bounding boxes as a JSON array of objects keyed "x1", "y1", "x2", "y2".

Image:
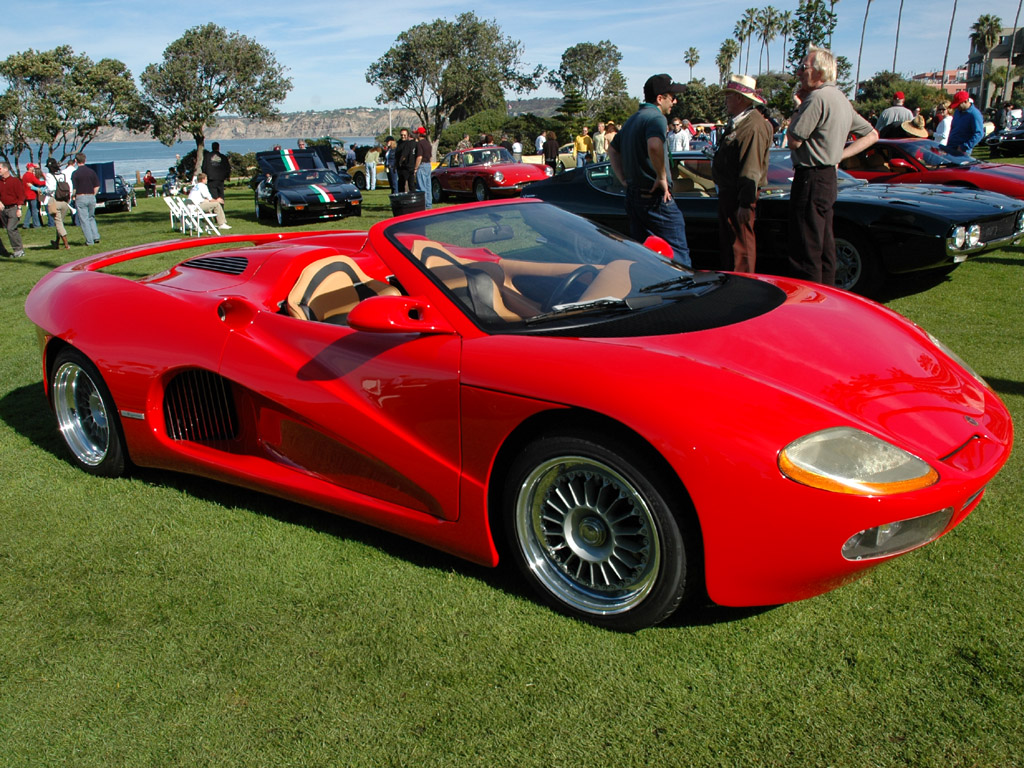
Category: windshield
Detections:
[
  {"x1": 384, "y1": 202, "x2": 703, "y2": 331},
  {"x1": 460, "y1": 147, "x2": 514, "y2": 166},
  {"x1": 277, "y1": 170, "x2": 347, "y2": 188},
  {"x1": 896, "y1": 140, "x2": 979, "y2": 169}
]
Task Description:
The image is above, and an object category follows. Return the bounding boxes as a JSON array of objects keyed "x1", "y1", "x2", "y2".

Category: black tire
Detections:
[
  {"x1": 834, "y1": 229, "x2": 880, "y2": 296},
  {"x1": 431, "y1": 178, "x2": 446, "y2": 204},
  {"x1": 503, "y1": 433, "x2": 691, "y2": 631},
  {"x1": 276, "y1": 199, "x2": 289, "y2": 227},
  {"x1": 473, "y1": 178, "x2": 489, "y2": 202},
  {"x1": 255, "y1": 195, "x2": 265, "y2": 220},
  {"x1": 50, "y1": 348, "x2": 128, "y2": 477},
  {"x1": 353, "y1": 171, "x2": 367, "y2": 190},
  {"x1": 556, "y1": 161, "x2": 566, "y2": 174}
]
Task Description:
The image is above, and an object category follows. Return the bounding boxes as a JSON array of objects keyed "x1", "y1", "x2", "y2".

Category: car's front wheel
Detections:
[
  {"x1": 276, "y1": 200, "x2": 289, "y2": 226},
  {"x1": 50, "y1": 348, "x2": 128, "y2": 477},
  {"x1": 504, "y1": 433, "x2": 692, "y2": 631},
  {"x1": 473, "y1": 178, "x2": 489, "y2": 202},
  {"x1": 255, "y1": 195, "x2": 265, "y2": 220},
  {"x1": 835, "y1": 230, "x2": 880, "y2": 296}
]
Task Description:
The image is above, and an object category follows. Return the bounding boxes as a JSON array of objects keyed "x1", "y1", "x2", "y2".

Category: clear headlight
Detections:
[
  {"x1": 544, "y1": 165, "x2": 554, "y2": 177},
  {"x1": 493, "y1": 171, "x2": 505, "y2": 183},
  {"x1": 967, "y1": 224, "x2": 981, "y2": 247},
  {"x1": 951, "y1": 226, "x2": 966, "y2": 249},
  {"x1": 925, "y1": 331, "x2": 988, "y2": 388},
  {"x1": 1016, "y1": 212, "x2": 1024, "y2": 232},
  {"x1": 841, "y1": 507, "x2": 954, "y2": 560},
  {"x1": 779, "y1": 427, "x2": 938, "y2": 496}
]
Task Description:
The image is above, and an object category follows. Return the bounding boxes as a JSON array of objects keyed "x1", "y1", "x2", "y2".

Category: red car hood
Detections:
[
  {"x1": 580, "y1": 280, "x2": 1010, "y2": 460},
  {"x1": 485, "y1": 163, "x2": 550, "y2": 183}
]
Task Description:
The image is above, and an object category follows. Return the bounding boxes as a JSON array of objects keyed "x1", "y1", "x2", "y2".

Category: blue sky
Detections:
[{"x1": 2, "y1": 1, "x2": 1016, "y2": 112}]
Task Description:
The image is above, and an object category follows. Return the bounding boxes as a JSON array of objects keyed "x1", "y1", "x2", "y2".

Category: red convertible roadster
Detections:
[{"x1": 25, "y1": 200, "x2": 1013, "y2": 630}]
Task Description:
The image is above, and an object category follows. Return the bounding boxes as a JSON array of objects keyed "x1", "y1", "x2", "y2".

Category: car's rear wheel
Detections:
[
  {"x1": 473, "y1": 178, "x2": 489, "y2": 202},
  {"x1": 504, "y1": 433, "x2": 691, "y2": 631},
  {"x1": 50, "y1": 348, "x2": 127, "y2": 477},
  {"x1": 557, "y1": 161, "x2": 566, "y2": 174},
  {"x1": 276, "y1": 200, "x2": 289, "y2": 226},
  {"x1": 353, "y1": 171, "x2": 367, "y2": 190},
  {"x1": 835, "y1": 230, "x2": 880, "y2": 296}
]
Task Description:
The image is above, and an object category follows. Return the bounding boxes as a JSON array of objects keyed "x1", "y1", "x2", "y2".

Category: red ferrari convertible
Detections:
[
  {"x1": 25, "y1": 200, "x2": 1013, "y2": 630},
  {"x1": 841, "y1": 138, "x2": 1024, "y2": 199},
  {"x1": 431, "y1": 146, "x2": 553, "y2": 203}
]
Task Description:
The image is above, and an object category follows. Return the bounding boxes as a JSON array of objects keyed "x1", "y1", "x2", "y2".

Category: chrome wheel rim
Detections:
[
  {"x1": 515, "y1": 456, "x2": 660, "y2": 615},
  {"x1": 53, "y1": 362, "x2": 109, "y2": 466},
  {"x1": 835, "y1": 237, "x2": 862, "y2": 291},
  {"x1": 474, "y1": 180, "x2": 487, "y2": 201}
]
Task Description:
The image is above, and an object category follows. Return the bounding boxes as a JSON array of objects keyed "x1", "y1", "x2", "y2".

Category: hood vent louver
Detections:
[{"x1": 183, "y1": 255, "x2": 249, "y2": 276}]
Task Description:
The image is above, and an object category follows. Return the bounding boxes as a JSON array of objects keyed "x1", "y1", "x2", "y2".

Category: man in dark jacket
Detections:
[
  {"x1": 712, "y1": 74, "x2": 774, "y2": 273},
  {"x1": 201, "y1": 142, "x2": 231, "y2": 199},
  {"x1": 396, "y1": 129, "x2": 418, "y2": 193}
]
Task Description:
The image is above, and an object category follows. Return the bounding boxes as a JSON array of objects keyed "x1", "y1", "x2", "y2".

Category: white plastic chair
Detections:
[
  {"x1": 181, "y1": 198, "x2": 221, "y2": 236},
  {"x1": 162, "y1": 196, "x2": 184, "y2": 231}
]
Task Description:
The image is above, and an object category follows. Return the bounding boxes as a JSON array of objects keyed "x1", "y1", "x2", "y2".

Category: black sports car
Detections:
[
  {"x1": 254, "y1": 149, "x2": 361, "y2": 226},
  {"x1": 523, "y1": 149, "x2": 1024, "y2": 295},
  {"x1": 984, "y1": 119, "x2": 1024, "y2": 157},
  {"x1": 88, "y1": 163, "x2": 135, "y2": 213}
]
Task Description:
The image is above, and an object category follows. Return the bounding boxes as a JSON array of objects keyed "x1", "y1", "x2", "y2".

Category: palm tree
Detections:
[
  {"x1": 854, "y1": 0, "x2": 873, "y2": 100},
  {"x1": 828, "y1": 0, "x2": 841, "y2": 47},
  {"x1": 757, "y1": 6, "x2": 780, "y2": 74},
  {"x1": 972, "y1": 13, "x2": 1004, "y2": 109},
  {"x1": 778, "y1": 10, "x2": 794, "y2": 73},
  {"x1": 893, "y1": 0, "x2": 905, "y2": 72},
  {"x1": 733, "y1": 18, "x2": 751, "y2": 74},
  {"x1": 717, "y1": 38, "x2": 742, "y2": 85},
  {"x1": 742, "y1": 7, "x2": 759, "y2": 74},
  {"x1": 1004, "y1": 0, "x2": 1023, "y2": 102},
  {"x1": 941, "y1": 0, "x2": 959, "y2": 90},
  {"x1": 684, "y1": 47, "x2": 700, "y2": 82}
]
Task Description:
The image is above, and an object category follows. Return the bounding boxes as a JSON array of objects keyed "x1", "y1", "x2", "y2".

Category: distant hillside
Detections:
[{"x1": 95, "y1": 101, "x2": 565, "y2": 142}]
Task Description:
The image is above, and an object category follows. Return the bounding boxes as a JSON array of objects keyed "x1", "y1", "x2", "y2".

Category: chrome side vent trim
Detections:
[
  {"x1": 183, "y1": 255, "x2": 249, "y2": 275},
  {"x1": 164, "y1": 369, "x2": 239, "y2": 442}
]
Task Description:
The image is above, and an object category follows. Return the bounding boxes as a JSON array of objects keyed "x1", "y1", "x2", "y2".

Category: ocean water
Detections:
[{"x1": 14, "y1": 136, "x2": 376, "y2": 179}]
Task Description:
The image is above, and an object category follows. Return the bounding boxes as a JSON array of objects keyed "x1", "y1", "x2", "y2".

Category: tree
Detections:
[
  {"x1": 716, "y1": 39, "x2": 742, "y2": 85},
  {"x1": 684, "y1": 47, "x2": 700, "y2": 82},
  {"x1": 547, "y1": 41, "x2": 627, "y2": 119},
  {"x1": 742, "y1": 7, "x2": 760, "y2": 73},
  {"x1": 787, "y1": 0, "x2": 839, "y2": 74},
  {"x1": 971, "y1": 13, "x2": 1004, "y2": 110},
  {"x1": 778, "y1": 11, "x2": 794, "y2": 73},
  {"x1": 138, "y1": 24, "x2": 291, "y2": 174},
  {"x1": 941, "y1": 0, "x2": 959, "y2": 90},
  {"x1": 1004, "y1": 0, "x2": 1023, "y2": 102},
  {"x1": 757, "y1": 7, "x2": 780, "y2": 74},
  {"x1": 367, "y1": 13, "x2": 541, "y2": 142},
  {"x1": 0, "y1": 46, "x2": 139, "y2": 169},
  {"x1": 673, "y1": 80, "x2": 724, "y2": 124},
  {"x1": 892, "y1": 0, "x2": 905, "y2": 72},
  {"x1": 854, "y1": 0, "x2": 873, "y2": 100}
]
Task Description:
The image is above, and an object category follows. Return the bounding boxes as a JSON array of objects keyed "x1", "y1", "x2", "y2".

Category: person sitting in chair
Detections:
[{"x1": 187, "y1": 173, "x2": 231, "y2": 229}]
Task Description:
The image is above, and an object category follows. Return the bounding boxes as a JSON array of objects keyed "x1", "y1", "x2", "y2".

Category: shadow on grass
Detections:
[
  {"x1": 985, "y1": 376, "x2": 1024, "y2": 399},
  {"x1": 1, "y1": 380, "x2": 769, "y2": 630}
]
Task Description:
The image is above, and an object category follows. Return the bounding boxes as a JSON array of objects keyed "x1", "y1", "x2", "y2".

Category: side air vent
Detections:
[
  {"x1": 164, "y1": 369, "x2": 239, "y2": 442},
  {"x1": 183, "y1": 255, "x2": 249, "y2": 275}
]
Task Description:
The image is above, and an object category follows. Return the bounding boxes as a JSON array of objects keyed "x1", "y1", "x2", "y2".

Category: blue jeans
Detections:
[
  {"x1": 22, "y1": 199, "x2": 42, "y2": 228},
  {"x1": 75, "y1": 194, "x2": 100, "y2": 244},
  {"x1": 367, "y1": 163, "x2": 377, "y2": 190},
  {"x1": 576, "y1": 153, "x2": 587, "y2": 168},
  {"x1": 417, "y1": 164, "x2": 432, "y2": 209},
  {"x1": 625, "y1": 186, "x2": 690, "y2": 267}
]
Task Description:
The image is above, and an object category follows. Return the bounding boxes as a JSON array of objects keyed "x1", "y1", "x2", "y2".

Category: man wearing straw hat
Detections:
[{"x1": 712, "y1": 74, "x2": 774, "y2": 273}]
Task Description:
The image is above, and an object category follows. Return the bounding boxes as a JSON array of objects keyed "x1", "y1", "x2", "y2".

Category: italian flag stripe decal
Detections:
[
  {"x1": 279, "y1": 149, "x2": 299, "y2": 171},
  {"x1": 309, "y1": 184, "x2": 335, "y2": 202}
]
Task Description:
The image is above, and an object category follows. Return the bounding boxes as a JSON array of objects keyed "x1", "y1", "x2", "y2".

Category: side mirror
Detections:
[
  {"x1": 890, "y1": 158, "x2": 914, "y2": 170},
  {"x1": 347, "y1": 295, "x2": 456, "y2": 335},
  {"x1": 643, "y1": 234, "x2": 675, "y2": 260}
]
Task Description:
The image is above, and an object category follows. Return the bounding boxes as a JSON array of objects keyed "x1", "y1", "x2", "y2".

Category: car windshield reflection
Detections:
[
  {"x1": 897, "y1": 140, "x2": 979, "y2": 169},
  {"x1": 384, "y1": 202, "x2": 698, "y2": 331}
]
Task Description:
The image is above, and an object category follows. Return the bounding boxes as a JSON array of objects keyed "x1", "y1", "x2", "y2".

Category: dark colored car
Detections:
[
  {"x1": 253, "y1": 149, "x2": 361, "y2": 226},
  {"x1": 88, "y1": 163, "x2": 135, "y2": 213},
  {"x1": 984, "y1": 117, "x2": 1024, "y2": 157},
  {"x1": 523, "y1": 149, "x2": 1024, "y2": 295},
  {"x1": 841, "y1": 139, "x2": 1024, "y2": 200}
]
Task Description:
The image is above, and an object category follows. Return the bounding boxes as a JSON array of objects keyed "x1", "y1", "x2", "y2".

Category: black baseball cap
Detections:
[{"x1": 644, "y1": 74, "x2": 686, "y2": 102}]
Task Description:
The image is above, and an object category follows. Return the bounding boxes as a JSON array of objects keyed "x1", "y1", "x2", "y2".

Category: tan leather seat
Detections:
[{"x1": 286, "y1": 256, "x2": 399, "y2": 324}]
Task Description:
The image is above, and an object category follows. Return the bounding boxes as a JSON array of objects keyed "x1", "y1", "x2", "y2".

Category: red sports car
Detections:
[
  {"x1": 25, "y1": 200, "x2": 1013, "y2": 630},
  {"x1": 431, "y1": 146, "x2": 553, "y2": 203},
  {"x1": 841, "y1": 138, "x2": 1024, "y2": 199}
]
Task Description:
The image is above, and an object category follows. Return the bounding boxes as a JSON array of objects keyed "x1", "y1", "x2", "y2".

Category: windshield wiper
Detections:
[
  {"x1": 640, "y1": 271, "x2": 726, "y2": 293},
  {"x1": 524, "y1": 295, "x2": 660, "y2": 325}
]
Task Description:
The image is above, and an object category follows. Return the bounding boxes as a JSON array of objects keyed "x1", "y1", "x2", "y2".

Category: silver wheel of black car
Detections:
[
  {"x1": 505, "y1": 435, "x2": 689, "y2": 630},
  {"x1": 254, "y1": 195, "x2": 264, "y2": 220},
  {"x1": 834, "y1": 231, "x2": 879, "y2": 296},
  {"x1": 276, "y1": 199, "x2": 288, "y2": 226},
  {"x1": 473, "y1": 178, "x2": 489, "y2": 202},
  {"x1": 51, "y1": 348, "x2": 127, "y2": 477}
]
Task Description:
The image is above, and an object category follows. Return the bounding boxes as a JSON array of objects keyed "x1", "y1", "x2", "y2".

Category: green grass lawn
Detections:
[{"x1": 1, "y1": 186, "x2": 1023, "y2": 767}]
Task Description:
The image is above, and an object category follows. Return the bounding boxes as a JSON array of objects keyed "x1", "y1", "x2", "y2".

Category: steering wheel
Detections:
[{"x1": 546, "y1": 265, "x2": 599, "y2": 310}]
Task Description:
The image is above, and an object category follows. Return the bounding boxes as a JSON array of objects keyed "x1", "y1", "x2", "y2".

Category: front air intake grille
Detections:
[
  {"x1": 980, "y1": 214, "x2": 1017, "y2": 242},
  {"x1": 183, "y1": 255, "x2": 249, "y2": 275},
  {"x1": 164, "y1": 369, "x2": 239, "y2": 442}
]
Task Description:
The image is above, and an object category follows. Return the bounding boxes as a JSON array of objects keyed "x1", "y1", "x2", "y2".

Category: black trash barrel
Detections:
[{"x1": 389, "y1": 192, "x2": 426, "y2": 216}]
